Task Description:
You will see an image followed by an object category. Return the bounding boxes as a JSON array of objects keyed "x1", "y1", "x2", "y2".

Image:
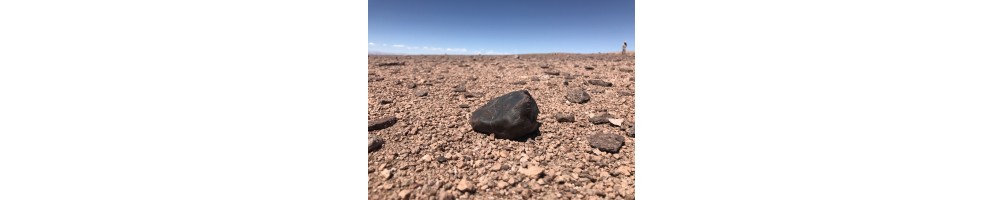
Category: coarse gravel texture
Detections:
[{"x1": 369, "y1": 53, "x2": 635, "y2": 200}]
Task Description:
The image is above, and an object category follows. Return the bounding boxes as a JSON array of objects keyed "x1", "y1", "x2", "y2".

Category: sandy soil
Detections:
[{"x1": 368, "y1": 53, "x2": 635, "y2": 199}]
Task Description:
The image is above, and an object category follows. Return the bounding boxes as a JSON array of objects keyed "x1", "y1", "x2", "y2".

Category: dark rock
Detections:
[
  {"x1": 587, "y1": 80, "x2": 613, "y2": 87},
  {"x1": 589, "y1": 113, "x2": 612, "y2": 124},
  {"x1": 618, "y1": 90, "x2": 634, "y2": 96},
  {"x1": 588, "y1": 133, "x2": 624, "y2": 153},
  {"x1": 453, "y1": 85, "x2": 466, "y2": 92},
  {"x1": 459, "y1": 104, "x2": 469, "y2": 108},
  {"x1": 407, "y1": 83, "x2": 417, "y2": 89},
  {"x1": 379, "y1": 99, "x2": 393, "y2": 104},
  {"x1": 415, "y1": 89, "x2": 428, "y2": 97},
  {"x1": 530, "y1": 76, "x2": 540, "y2": 81},
  {"x1": 469, "y1": 90, "x2": 541, "y2": 140},
  {"x1": 627, "y1": 127, "x2": 635, "y2": 137},
  {"x1": 376, "y1": 61, "x2": 406, "y2": 66},
  {"x1": 369, "y1": 77, "x2": 384, "y2": 82},
  {"x1": 619, "y1": 67, "x2": 633, "y2": 72},
  {"x1": 555, "y1": 113, "x2": 575, "y2": 123},
  {"x1": 584, "y1": 66, "x2": 595, "y2": 70},
  {"x1": 565, "y1": 88, "x2": 591, "y2": 104},
  {"x1": 463, "y1": 92, "x2": 481, "y2": 98},
  {"x1": 436, "y1": 156, "x2": 447, "y2": 163},
  {"x1": 368, "y1": 134, "x2": 384, "y2": 152},
  {"x1": 393, "y1": 80, "x2": 402, "y2": 85},
  {"x1": 368, "y1": 115, "x2": 398, "y2": 131},
  {"x1": 544, "y1": 70, "x2": 560, "y2": 75},
  {"x1": 512, "y1": 81, "x2": 527, "y2": 85}
]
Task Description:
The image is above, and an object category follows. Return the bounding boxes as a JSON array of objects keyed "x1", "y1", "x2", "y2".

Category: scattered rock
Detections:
[
  {"x1": 438, "y1": 192, "x2": 455, "y2": 200},
  {"x1": 368, "y1": 115, "x2": 398, "y2": 131},
  {"x1": 618, "y1": 90, "x2": 633, "y2": 96},
  {"x1": 588, "y1": 114, "x2": 612, "y2": 124},
  {"x1": 608, "y1": 118, "x2": 625, "y2": 127},
  {"x1": 368, "y1": 134, "x2": 384, "y2": 152},
  {"x1": 613, "y1": 166, "x2": 632, "y2": 177},
  {"x1": 627, "y1": 127, "x2": 635, "y2": 137},
  {"x1": 512, "y1": 80, "x2": 527, "y2": 85},
  {"x1": 398, "y1": 189, "x2": 412, "y2": 199},
  {"x1": 565, "y1": 88, "x2": 591, "y2": 104},
  {"x1": 376, "y1": 61, "x2": 406, "y2": 66},
  {"x1": 584, "y1": 66, "x2": 595, "y2": 70},
  {"x1": 588, "y1": 133, "x2": 625, "y2": 153},
  {"x1": 415, "y1": 89, "x2": 428, "y2": 97},
  {"x1": 379, "y1": 99, "x2": 393, "y2": 104},
  {"x1": 407, "y1": 83, "x2": 417, "y2": 89},
  {"x1": 530, "y1": 76, "x2": 540, "y2": 81},
  {"x1": 555, "y1": 113, "x2": 575, "y2": 123},
  {"x1": 380, "y1": 169, "x2": 393, "y2": 180},
  {"x1": 456, "y1": 179, "x2": 475, "y2": 192},
  {"x1": 436, "y1": 156, "x2": 447, "y2": 163},
  {"x1": 369, "y1": 77, "x2": 384, "y2": 82},
  {"x1": 618, "y1": 67, "x2": 633, "y2": 72},
  {"x1": 421, "y1": 155, "x2": 433, "y2": 162},
  {"x1": 587, "y1": 80, "x2": 613, "y2": 87},
  {"x1": 469, "y1": 90, "x2": 541, "y2": 140},
  {"x1": 544, "y1": 70, "x2": 560, "y2": 75},
  {"x1": 519, "y1": 166, "x2": 545, "y2": 178},
  {"x1": 453, "y1": 85, "x2": 466, "y2": 92},
  {"x1": 459, "y1": 104, "x2": 469, "y2": 108},
  {"x1": 463, "y1": 92, "x2": 481, "y2": 98}
]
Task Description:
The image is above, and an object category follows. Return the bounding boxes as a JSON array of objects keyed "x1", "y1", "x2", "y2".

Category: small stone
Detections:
[
  {"x1": 530, "y1": 76, "x2": 540, "y2": 81},
  {"x1": 459, "y1": 104, "x2": 469, "y2": 108},
  {"x1": 456, "y1": 179, "x2": 475, "y2": 192},
  {"x1": 627, "y1": 127, "x2": 635, "y2": 137},
  {"x1": 398, "y1": 189, "x2": 412, "y2": 199},
  {"x1": 587, "y1": 79, "x2": 613, "y2": 87},
  {"x1": 421, "y1": 155, "x2": 433, "y2": 162},
  {"x1": 618, "y1": 90, "x2": 633, "y2": 96},
  {"x1": 368, "y1": 134, "x2": 384, "y2": 152},
  {"x1": 584, "y1": 66, "x2": 595, "y2": 70},
  {"x1": 588, "y1": 133, "x2": 625, "y2": 153},
  {"x1": 512, "y1": 81, "x2": 527, "y2": 85},
  {"x1": 437, "y1": 191, "x2": 455, "y2": 200},
  {"x1": 588, "y1": 114, "x2": 612, "y2": 124},
  {"x1": 379, "y1": 99, "x2": 393, "y2": 104},
  {"x1": 619, "y1": 67, "x2": 634, "y2": 72},
  {"x1": 368, "y1": 115, "x2": 398, "y2": 131},
  {"x1": 565, "y1": 88, "x2": 590, "y2": 104},
  {"x1": 415, "y1": 89, "x2": 428, "y2": 97},
  {"x1": 613, "y1": 166, "x2": 632, "y2": 177},
  {"x1": 380, "y1": 169, "x2": 393, "y2": 180},
  {"x1": 544, "y1": 70, "x2": 560, "y2": 75},
  {"x1": 608, "y1": 118, "x2": 625, "y2": 126},
  {"x1": 407, "y1": 82, "x2": 417, "y2": 88},
  {"x1": 555, "y1": 113, "x2": 575, "y2": 123},
  {"x1": 469, "y1": 90, "x2": 541, "y2": 140},
  {"x1": 436, "y1": 155, "x2": 447, "y2": 163},
  {"x1": 490, "y1": 163, "x2": 502, "y2": 171},
  {"x1": 453, "y1": 85, "x2": 466, "y2": 92},
  {"x1": 500, "y1": 165, "x2": 511, "y2": 171},
  {"x1": 463, "y1": 92, "x2": 480, "y2": 98},
  {"x1": 519, "y1": 166, "x2": 545, "y2": 178}
]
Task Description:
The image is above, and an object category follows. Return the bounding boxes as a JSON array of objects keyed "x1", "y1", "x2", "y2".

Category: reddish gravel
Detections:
[{"x1": 368, "y1": 53, "x2": 635, "y2": 199}]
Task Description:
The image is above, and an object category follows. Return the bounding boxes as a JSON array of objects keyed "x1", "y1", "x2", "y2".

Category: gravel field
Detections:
[{"x1": 368, "y1": 53, "x2": 635, "y2": 199}]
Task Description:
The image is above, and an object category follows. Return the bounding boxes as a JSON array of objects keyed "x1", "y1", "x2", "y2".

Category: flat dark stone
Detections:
[
  {"x1": 619, "y1": 67, "x2": 634, "y2": 72},
  {"x1": 589, "y1": 113, "x2": 612, "y2": 124},
  {"x1": 512, "y1": 81, "x2": 527, "y2": 85},
  {"x1": 376, "y1": 62, "x2": 405, "y2": 66},
  {"x1": 556, "y1": 113, "x2": 575, "y2": 123},
  {"x1": 368, "y1": 134, "x2": 384, "y2": 152},
  {"x1": 469, "y1": 90, "x2": 541, "y2": 140},
  {"x1": 587, "y1": 80, "x2": 613, "y2": 87},
  {"x1": 368, "y1": 115, "x2": 398, "y2": 131},
  {"x1": 544, "y1": 70, "x2": 560, "y2": 75},
  {"x1": 453, "y1": 85, "x2": 466, "y2": 92},
  {"x1": 459, "y1": 104, "x2": 469, "y2": 108},
  {"x1": 379, "y1": 99, "x2": 393, "y2": 104},
  {"x1": 584, "y1": 66, "x2": 595, "y2": 70},
  {"x1": 415, "y1": 89, "x2": 428, "y2": 97},
  {"x1": 588, "y1": 133, "x2": 624, "y2": 153},
  {"x1": 407, "y1": 83, "x2": 417, "y2": 88},
  {"x1": 565, "y1": 88, "x2": 591, "y2": 104}
]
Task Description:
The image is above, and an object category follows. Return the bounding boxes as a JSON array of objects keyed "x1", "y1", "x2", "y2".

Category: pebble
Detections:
[
  {"x1": 368, "y1": 115, "x2": 398, "y2": 131},
  {"x1": 380, "y1": 169, "x2": 393, "y2": 180},
  {"x1": 407, "y1": 82, "x2": 417, "y2": 88},
  {"x1": 544, "y1": 70, "x2": 560, "y2": 75},
  {"x1": 453, "y1": 85, "x2": 466, "y2": 92},
  {"x1": 587, "y1": 79, "x2": 613, "y2": 87},
  {"x1": 368, "y1": 134, "x2": 384, "y2": 152},
  {"x1": 415, "y1": 89, "x2": 428, "y2": 97},
  {"x1": 608, "y1": 118, "x2": 625, "y2": 127},
  {"x1": 398, "y1": 189, "x2": 412, "y2": 199},
  {"x1": 588, "y1": 133, "x2": 625, "y2": 153},
  {"x1": 379, "y1": 99, "x2": 393, "y2": 104},
  {"x1": 588, "y1": 114, "x2": 612, "y2": 124},
  {"x1": 520, "y1": 166, "x2": 545, "y2": 178},
  {"x1": 555, "y1": 113, "x2": 575, "y2": 123},
  {"x1": 421, "y1": 155, "x2": 433, "y2": 162},
  {"x1": 565, "y1": 88, "x2": 591, "y2": 104},
  {"x1": 456, "y1": 179, "x2": 475, "y2": 192}
]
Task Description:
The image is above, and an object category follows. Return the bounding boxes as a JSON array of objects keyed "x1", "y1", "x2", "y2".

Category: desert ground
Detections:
[{"x1": 368, "y1": 53, "x2": 635, "y2": 199}]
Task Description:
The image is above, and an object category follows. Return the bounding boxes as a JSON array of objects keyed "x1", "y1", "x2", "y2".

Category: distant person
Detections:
[{"x1": 622, "y1": 41, "x2": 628, "y2": 54}]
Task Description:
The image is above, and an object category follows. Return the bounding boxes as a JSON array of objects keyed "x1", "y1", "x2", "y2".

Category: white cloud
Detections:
[
  {"x1": 368, "y1": 42, "x2": 375, "y2": 46},
  {"x1": 392, "y1": 44, "x2": 405, "y2": 48}
]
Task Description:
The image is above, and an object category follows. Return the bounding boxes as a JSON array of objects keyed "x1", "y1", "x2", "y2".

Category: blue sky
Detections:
[{"x1": 369, "y1": 0, "x2": 634, "y2": 55}]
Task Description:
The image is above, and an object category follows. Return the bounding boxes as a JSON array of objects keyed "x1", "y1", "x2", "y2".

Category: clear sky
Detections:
[{"x1": 368, "y1": 0, "x2": 634, "y2": 55}]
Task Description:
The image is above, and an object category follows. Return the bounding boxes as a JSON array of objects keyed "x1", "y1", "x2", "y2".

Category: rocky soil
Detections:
[{"x1": 368, "y1": 53, "x2": 635, "y2": 199}]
